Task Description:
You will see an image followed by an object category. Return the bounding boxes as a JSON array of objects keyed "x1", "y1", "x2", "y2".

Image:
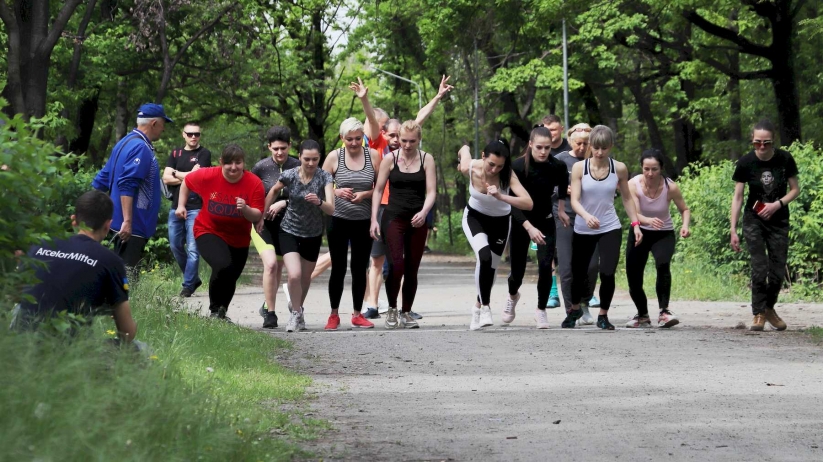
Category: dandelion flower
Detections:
[
  {"x1": 149, "y1": 355, "x2": 159, "y2": 360},
  {"x1": 206, "y1": 367, "x2": 214, "y2": 373},
  {"x1": 106, "y1": 329, "x2": 116, "y2": 336}
]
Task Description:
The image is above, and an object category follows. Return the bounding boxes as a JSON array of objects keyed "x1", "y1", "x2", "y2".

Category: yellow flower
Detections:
[
  {"x1": 106, "y1": 329, "x2": 116, "y2": 336},
  {"x1": 149, "y1": 355, "x2": 159, "y2": 360}
]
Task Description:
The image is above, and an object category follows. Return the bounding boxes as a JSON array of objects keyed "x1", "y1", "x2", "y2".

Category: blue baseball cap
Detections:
[{"x1": 137, "y1": 103, "x2": 173, "y2": 123}]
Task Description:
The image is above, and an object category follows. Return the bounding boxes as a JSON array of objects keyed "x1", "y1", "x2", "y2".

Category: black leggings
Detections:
[
  {"x1": 555, "y1": 213, "x2": 598, "y2": 308},
  {"x1": 381, "y1": 213, "x2": 427, "y2": 312},
  {"x1": 327, "y1": 217, "x2": 372, "y2": 312},
  {"x1": 508, "y1": 217, "x2": 554, "y2": 308},
  {"x1": 571, "y1": 228, "x2": 622, "y2": 310},
  {"x1": 196, "y1": 233, "x2": 249, "y2": 313},
  {"x1": 626, "y1": 229, "x2": 675, "y2": 316},
  {"x1": 462, "y1": 207, "x2": 511, "y2": 306}
]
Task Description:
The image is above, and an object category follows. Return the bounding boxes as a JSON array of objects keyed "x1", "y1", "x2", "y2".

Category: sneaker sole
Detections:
[
  {"x1": 750, "y1": 325, "x2": 765, "y2": 331},
  {"x1": 502, "y1": 316, "x2": 515, "y2": 324},
  {"x1": 352, "y1": 324, "x2": 375, "y2": 329},
  {"x1": 626, "y1": 323, "x2": 652, "y2": 328},
  {"x1": 535, "y1": 321, "x2": 550, "y2": 329},
  {"x1": 659, "y1": 319, "x2": 680, "y2": 328},
  {"x1": 401, "y1": 324, "x2": 420, "y2": 329}
]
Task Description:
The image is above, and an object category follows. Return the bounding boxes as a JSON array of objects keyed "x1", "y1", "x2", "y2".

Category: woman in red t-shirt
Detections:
[{"x1": 177, "y1": 144, "x2": 264, "y2": 321}]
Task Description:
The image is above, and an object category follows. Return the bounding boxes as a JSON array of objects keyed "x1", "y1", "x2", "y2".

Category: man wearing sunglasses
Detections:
[{"x1": 163, "y1": 122, "x2": 213, "y2": 297}]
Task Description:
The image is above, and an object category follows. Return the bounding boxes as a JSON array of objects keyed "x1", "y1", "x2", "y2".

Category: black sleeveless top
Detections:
[{"x1": 386, "y1": 150, "x2": 427, "y2": 219}]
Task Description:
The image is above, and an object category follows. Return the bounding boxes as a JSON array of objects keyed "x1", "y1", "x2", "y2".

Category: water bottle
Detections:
[{"x1": 529, "y1": 241, "x2": 538, "y2": 251}]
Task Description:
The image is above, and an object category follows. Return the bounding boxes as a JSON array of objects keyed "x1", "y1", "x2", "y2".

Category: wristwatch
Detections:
[{"x1": 172, "y1": 170, "x2": 178, "y2": 178}]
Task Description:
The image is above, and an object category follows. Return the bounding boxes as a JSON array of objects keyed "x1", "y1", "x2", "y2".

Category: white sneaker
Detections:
[
  {"x1": 470, "y1": 305, "x2": 482, "y2": 331},
  {"x1": 626, "y1": 314, "x2": 652, "y2": 328},
  {"x1": 282, "y1": 283, "x2": 291, "y2": 307},
  {"x1": 285, "y1": 311, "x2": 300, "y2": 332},
  {"x1": 378, "y1": 299, "x2": 389, "y2": 314},
  {"x1": 503, "y1": 293, "x2": 520, "y2": 323},
  {"x1": 298, "y1": 309, "x2": 307, "y2": 330},
  {"x1": 534, "y1": 308, "x2": 550, "y2": 329},
  {"x1": 577, "y1": 303, "x2": 594, "y2": 326},
  {"x1": 385, "y1": 307, "x2": 399, "y2": 329},
  {"x1": 479, "y1": 305, "x2": 493, "y2": 327}
]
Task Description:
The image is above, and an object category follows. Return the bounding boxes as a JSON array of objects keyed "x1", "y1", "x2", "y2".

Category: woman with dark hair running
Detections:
[
  {"x1": 262, "y1": 140, "x2": 335, "y2": 332},
  {"x1": 370, "y1": 120, "x2": 436, "y2": 329},
  {"x1": 730, "y1": 119, "x2": 800, "y2": 331},
  {"x1": 625, "y1": 149, "x2": 691, "y2": 328},
  {"x1": 501, "y1": 125, "x2": 570, "y2": 329},
  {"x1": 177, "y1": 144, "x2": 265, "y2": 321},
  {"x1": 565, "y1": 125, "x2": 643, "y2": 330},
  {"x1": 321, "y1": 108, "x2": 380, "y2": 330},
  {"x1": 457, "y1": 139, "x2": 533, "y2": 330}
]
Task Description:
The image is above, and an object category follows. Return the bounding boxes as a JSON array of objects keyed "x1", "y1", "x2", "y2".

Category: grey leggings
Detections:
[{"x1": 555, "y1": 212, "x2": 598, "y2": 308}]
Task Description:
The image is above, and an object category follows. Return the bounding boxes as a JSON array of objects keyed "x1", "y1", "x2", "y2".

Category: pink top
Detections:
[{"x1": 635, "y1": 178, "x2": 673, "y2": 231}]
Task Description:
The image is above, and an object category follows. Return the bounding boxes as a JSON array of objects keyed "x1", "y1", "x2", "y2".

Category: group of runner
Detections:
[{"x1": 176, "y1": 78, "x2": 799, "y2": 334}]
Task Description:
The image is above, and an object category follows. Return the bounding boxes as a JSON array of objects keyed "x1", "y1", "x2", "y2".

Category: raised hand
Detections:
[
  {"x1": 437, "y1": 75, "x2": 454, "y2": 98},
  {"x1": 349, "y1": 77, "x2": 368, "y2": 99}
]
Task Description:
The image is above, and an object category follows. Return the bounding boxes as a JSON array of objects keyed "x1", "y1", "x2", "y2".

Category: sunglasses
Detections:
[
  {"x1": 570, "y1": 127, "x2": 592, "y2": 133},
  {"x1": 184, "y1": 132, "x2": 201, "y2": 138},
  {"x1": 752, "y1": 140, "x2": 773, "y2": 147}
]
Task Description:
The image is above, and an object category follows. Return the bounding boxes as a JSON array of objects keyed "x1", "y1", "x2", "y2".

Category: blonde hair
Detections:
[
  {"x1": 589, "y1": 125, "x2": 615, "y2": 149},
  {"x1": 567, "y1": 123, "x2": 592, "y2": 141},
  {"x1": 339, "y1": 117, "x2": 364, "y2": 137},
  {"x1": 399, "y1": 120, "x2": 422, "y2": 139}
]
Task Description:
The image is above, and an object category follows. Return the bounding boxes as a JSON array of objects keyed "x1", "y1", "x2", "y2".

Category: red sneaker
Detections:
[
  {"x1": 351, "y1": 313, "x2": 374, "y2": 329},
  {"x1": 324, "y1": 314, "x2": 340, "y2": 330}
]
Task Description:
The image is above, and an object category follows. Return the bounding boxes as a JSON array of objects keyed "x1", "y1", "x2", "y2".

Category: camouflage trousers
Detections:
[{"x1": 742, "y1": 215, "x2": 789, "y2": 315}]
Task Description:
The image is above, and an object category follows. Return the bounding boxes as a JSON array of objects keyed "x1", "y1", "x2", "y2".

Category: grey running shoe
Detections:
[
  {"x1": 258, "y1": 302, "x2": 267, "y2": 318},
  {"x1": 399, "y1": 311, "x2": 419, "y2": 329},
  {"x1": 409, "y1": 311, "x2": 423, "y2": 320},
  {"x1": 297, "y1": 309, "x2": 307, "y2": 331},
  {"x1": 285, "y1": 311, "x2": 300, "y2": 332},
  {"x1": 385, "y1": 307, "x2": 399, "y2": 329}
]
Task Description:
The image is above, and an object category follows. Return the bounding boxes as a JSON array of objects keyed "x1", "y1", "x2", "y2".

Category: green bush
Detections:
[{"x1": 0, "y1": 115, "x2": 77, "y2": 309}]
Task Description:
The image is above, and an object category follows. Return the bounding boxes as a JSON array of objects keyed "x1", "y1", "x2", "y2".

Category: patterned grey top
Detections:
[{"x1": 277, "y1": 167, "x2": 333, "y2": 237}]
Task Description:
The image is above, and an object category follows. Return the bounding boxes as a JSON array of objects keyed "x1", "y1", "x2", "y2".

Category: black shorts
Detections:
[
  {"x1": 278, "y1": 231, "x2": 322, "y2": 262},
  {"x1": 259, "y1": 216, "x2": 285, "y2": 256}
]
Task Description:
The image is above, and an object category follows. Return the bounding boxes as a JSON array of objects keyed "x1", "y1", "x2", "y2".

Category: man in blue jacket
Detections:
[{"x1": 92, "y1": 103, "x2": 172, "y2": 270}]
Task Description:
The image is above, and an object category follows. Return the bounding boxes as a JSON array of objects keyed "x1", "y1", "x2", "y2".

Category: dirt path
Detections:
[{"x1": 185, "y1": 257, "x2": 823, "y2": 461}]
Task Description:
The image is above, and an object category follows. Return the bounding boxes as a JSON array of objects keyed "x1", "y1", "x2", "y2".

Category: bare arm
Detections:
[
  {"x1": 112, "y1": 301, "x2": 137, "y2": 343},
  {"x1": 616, "y1": 163, "x2": 640, "y2": 223},
  {"x1": 351, "y1": 77, "x2": 381, "y2": 140},
  {"x1": 496, "y1": 172, "x2": 533, "y2": 211},
  {"x1": 163, "y1": 167, "x2": 181, "y2": 186},
  {"x1": 570, "y1": 162, "x2": 587, "y2": 217},
  {"x1": 415, "y1": 75, "x2": 453, "y2": 126},
  {"x1": 782, "y1": 176, "x2": 800, "y2": 206},
  {"x1": 730, "y1": 182, "x2": 745, "y2": 252},
  {"x1": 668, "y1": 181, "x2": 691, "y2": 232},
  {"x1": 264, "y1": 181, "x2": 286, "y2": 213},
  {"x1": 419, "y1": 153, "x2": 437, "y2": 217},
  {"x1": 457, "y1": 145, "x2": 472, "y2": 176},
  {"x1": 320, "y1": 183, "x2": 335, "y2": 215}
]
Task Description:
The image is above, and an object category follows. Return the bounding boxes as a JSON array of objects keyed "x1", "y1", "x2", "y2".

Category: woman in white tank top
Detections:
[
  {"x1": 566, "y1": 125, "x2": 643, "y2": 330},
  {"x1": 457, "y1": 139, "x2": 533, "y2": 331}
]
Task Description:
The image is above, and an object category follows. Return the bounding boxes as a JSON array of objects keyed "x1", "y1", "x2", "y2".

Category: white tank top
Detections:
[
  {"x1": 468, "y1": 179, "x2": 511, "y2": 217},
  {"x1": 574, "y1": 158, "x2": 621, "y2": 235}
]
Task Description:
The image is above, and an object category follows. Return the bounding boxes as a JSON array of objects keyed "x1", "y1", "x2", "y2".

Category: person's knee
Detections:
[{"x1": 478, "y1": 247, "x2": 493, "y2": 268}]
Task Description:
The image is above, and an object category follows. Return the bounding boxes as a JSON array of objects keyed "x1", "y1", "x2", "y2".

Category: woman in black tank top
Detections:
[{"x1": 370, "y1": 120, "x2": 436, "y2": 330}]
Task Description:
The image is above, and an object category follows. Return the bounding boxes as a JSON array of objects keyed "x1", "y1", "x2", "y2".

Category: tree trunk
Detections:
[
  {"x1": 629, "y1": 81, "x2": 677, "y2": 178},
  {"x1": 771, "y1": 0, "x2": 801, "y2": 143},
  {"x1": 115, "y1": 79, "x2": 129, "y2": 142},
  {"x1": 578, "y1": 82, "x2": 604, "y2": 126}
]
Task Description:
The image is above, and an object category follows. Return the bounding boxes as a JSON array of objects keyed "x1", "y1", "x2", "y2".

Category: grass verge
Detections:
[
  {"x1": 806, "y1": 326, "x2": 823, "y2": 344},
  {"x1": 0, "y1": 269, "x2": 322, "y2": 461}
]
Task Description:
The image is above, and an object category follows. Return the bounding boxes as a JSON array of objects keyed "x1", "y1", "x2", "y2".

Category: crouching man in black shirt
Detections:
[{"x1": 11, "y1": 191, "x2": 137, "y2": 343}]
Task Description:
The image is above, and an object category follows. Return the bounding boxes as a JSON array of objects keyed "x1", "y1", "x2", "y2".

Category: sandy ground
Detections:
[{"x1": 185, "y1": 255, "x2": 823, "y2": 461}]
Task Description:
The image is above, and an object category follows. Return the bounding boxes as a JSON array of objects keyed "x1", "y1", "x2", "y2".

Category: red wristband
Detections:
[{"x1": 631, "y1": 221, "x2": 640, "y2": 227}]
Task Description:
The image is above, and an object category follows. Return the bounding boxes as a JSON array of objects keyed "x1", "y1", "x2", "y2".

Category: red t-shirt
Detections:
[
  {"x1": 185, "y1": 167, "x2": 265, "y2": 248},
  {"x1": 368, "y1": 135, "x2": 391, "y2": 205}
]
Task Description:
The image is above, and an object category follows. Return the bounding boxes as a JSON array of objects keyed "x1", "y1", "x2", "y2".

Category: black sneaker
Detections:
[
  {"x1": 263, "y1": 311, "x2": 278, "y2": 329},
  {"x1": 424, "y1": 246, "x2": 432, "y2": 254},
  {"x1": 409, "y1": 311, "x2": 423, "y2": 320},
  {"x1": 180, "y1": 287, "x2": 194, "y2": 298},
  {"x1": 210, "y1": 307, "x2": 232, "y2": 324},
  {"x1": 561, "y1": 308, "x2": 583, "y2": 328},
  {"x1": 362, "y1": 307, "x2": 380, "y2": 319},
  {"x1": 596, "y1": 314, "x2": 615, "y2": 330}
]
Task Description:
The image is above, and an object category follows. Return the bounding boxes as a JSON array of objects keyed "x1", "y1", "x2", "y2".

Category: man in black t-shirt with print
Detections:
[
  {"x1": 162, "y1": 122, "x2": 212, "y2": 297},
  {"x1": 11, "y1": 191, "x2": 137, "y2": 342}
]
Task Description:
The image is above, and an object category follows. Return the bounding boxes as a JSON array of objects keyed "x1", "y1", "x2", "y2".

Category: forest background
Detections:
[{"x1": 2, "y1": 0, "x2": 823, "y2": 299}]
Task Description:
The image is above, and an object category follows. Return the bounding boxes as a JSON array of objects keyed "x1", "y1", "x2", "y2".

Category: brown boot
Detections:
[
  {"x1": 764, "y1": 308, "x2": 787, "y2": 331},
  {"x1": 750, "y1": 314, "x2": 766, "y2": 331}
]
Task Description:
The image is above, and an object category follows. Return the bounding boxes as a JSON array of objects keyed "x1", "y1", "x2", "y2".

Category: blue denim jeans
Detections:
[{"x1": 168, "y1": 208, "x2": 201, "y2": 290}]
